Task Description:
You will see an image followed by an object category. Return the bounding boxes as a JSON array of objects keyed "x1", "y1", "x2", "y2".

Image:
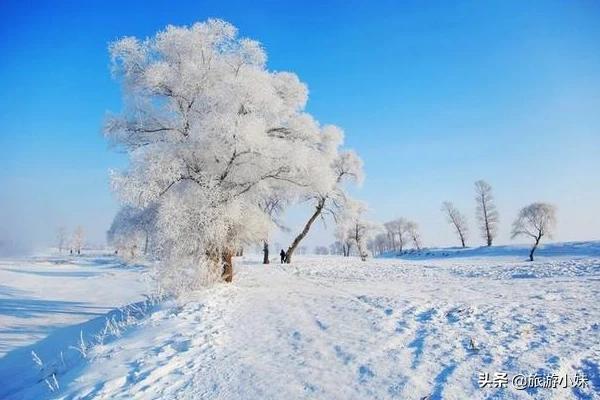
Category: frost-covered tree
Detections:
[
  {"x1": 370, "y1": 233, "x2": 389, "y2": 256},
  {"x1": 329, "y1": 241, "x2": 343, "y2": 255},
  {"x1": 72, "y1": 226, "x2": 85, "y2": 255},
  {"x1": 387, "y1": 217, "x2": 408, "y2": 252},
  {"x1": 383, "y1": 221, "x2": 397, "y2": 252},
  {"x1": 336, "y1": 201, "x2": 379, "y2": 261},
  {"x1": 107, "y1": 205, "x2": 157, "y2": 260},
  {"x1": 474, "y1": 180, "x2": 499, "y2": 246},
  {"x1": 297, "y1": 245, "x2": 308, "y2": 255},
  {"x1": 334, "y1": 220, "x2": 354, "y2": 257},
  {"x1": 314, "y1": 246, "x2": 329, "y2": 255},
  {"x1": 284, "y1": 147, "x2": 363, "y2": 263},
  {"x1": 258, "y1": 197, "x2": 280, "y2": 264},
  {"x1": 405, "y1": 221, "x2": 421, "y2": 250},
  {"x1": 56, "y1": 226, "x2": 67, "y2": 254},
  {"x1": 106, "y1": 20, "x2": 341, "y2": 285},
  {"x1": 441, "y1": 201, "x2": 468, "y2": 247},
  {"x1": 511, "y1": 202, "x2": 557, "y2": 261}
]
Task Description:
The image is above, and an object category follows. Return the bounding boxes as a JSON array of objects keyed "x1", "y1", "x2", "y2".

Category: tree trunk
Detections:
[
  {"x1": 143, "y1": 231, "x2": 149, "y2": 255},
  {"x1": 263, "y1": 241, "x2": 270, "y2": 264},
  {"x1": 460, "y1": 235, "x2": 466, "y2": 248},
  {"x1": 222, "y1": 250, "x2": 234, "y2": 282},
  {"x1": 529, "y1": 235, "x2": 541, "y2": 261},
  {"x1": 285, "y1": 198, "x2": 325, "y2": 263}
]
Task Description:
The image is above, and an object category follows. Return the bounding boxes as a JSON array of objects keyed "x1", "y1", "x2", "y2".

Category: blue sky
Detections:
[{"x1": 1, "y1": 0, "x2": 599, "y2": 251}]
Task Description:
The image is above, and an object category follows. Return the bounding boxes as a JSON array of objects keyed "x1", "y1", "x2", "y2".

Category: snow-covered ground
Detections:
[
  {"x1": 1, "y1": 243, "x2": 599, "y2": 399},
  {"x1": 0, "y1": 254, "x2": 150, "y2": 398}
]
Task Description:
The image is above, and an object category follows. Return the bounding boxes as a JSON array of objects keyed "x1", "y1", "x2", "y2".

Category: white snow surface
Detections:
[
  {"x1": 0, "y1": 254, "x2": 149, "y2": 357},
  {"x1": 1, "y1": 243, "x2": 599, "y2": 399}
]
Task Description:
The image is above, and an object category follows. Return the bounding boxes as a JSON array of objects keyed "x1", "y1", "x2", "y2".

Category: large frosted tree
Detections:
[
  {"x1": 474, "y1": 180, "x2": 499, "y2": 246},
  {"x1": 106, "y1": 20, "x2": 341, "y2": 285}
]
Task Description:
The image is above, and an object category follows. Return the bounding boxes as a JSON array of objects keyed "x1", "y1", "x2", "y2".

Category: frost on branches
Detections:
[
  {"x1": 511, "y1": 202, "x2": 557, "y2": 261},
  {"x1": 335, "y1": 201, "x2": 379, "y2": 261},
  {"x1": 284, "y1": 148, "x2": 364, "y2": 263},
  {"x1": 105, "y1": 19, "x2": 360, "y2": 289}
]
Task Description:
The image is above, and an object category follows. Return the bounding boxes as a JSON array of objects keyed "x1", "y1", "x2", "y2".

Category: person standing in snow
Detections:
[{"x1": 280, "y1": 249, "x2": 286, "y2": 264}]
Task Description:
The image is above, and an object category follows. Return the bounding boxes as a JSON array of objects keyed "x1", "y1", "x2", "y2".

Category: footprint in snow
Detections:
[
  {"x1": 416, "y1": 309, "x2": 436, "y2": 322},
  {"x1": 334, "y1": 345, "x2": 354, "y2": 365},
  {"x1": 315, "y1": 319, "x2": 328, "y2": 330},
  {"x1": 358, "y1": 365, "x2": 375, "y2": 383}
]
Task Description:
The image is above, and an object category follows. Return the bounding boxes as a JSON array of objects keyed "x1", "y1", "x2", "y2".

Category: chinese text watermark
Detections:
[{"x1": 478, "y1": 372, "x2": 589, "y2": 390}]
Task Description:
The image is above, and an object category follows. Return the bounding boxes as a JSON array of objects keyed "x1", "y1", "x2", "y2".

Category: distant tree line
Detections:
[{"x1": 330, "y1": 179, "x2": 556, "y2": 261}]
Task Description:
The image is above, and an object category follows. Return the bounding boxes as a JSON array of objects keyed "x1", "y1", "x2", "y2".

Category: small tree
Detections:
[
  {"x1": 258, "y1": 195, "x2": 286, "y2": 264},
  {"x1": 511, "y1": 202, "x2": 556, "y2": 261},
  {"x1": 334, "y1": 222, "x2": 354, "y2": 257},
  {"x1": 474, "y1": 180, "x2": 499, "y2": 246},
  {"x1": 107, "y1": 205, "x2": 157, "y2": 260},
  {"x1": 314, "y1": 246, "x2": 329, "y2": 255},
  {"x1": 405, "y1": 221, "x2": 421, "y2": 250},
  {"x1": 371, "y1": 233, "x2": 389, "y2": 256},
  {"x1": 72, "y1": 226, "x2": 85, "y2": 255},
  {"x1": 387, "y1": 218, "x2": 408, "y2": 252},
  {"x1": 56, "y1": 227, "x2": 68, "y2": 254},
  {"x1": 329, "y1": 242, "x2": 342, "y2": 255},
  {"x1": 441, "y1": 201, "x2": 468, "y2": 247},
  {"x1": 336, "y1": 201, "x2": 379, "y2": 261},
  {"x1": 285, "y1": 149, "x2": 363, "y2": 263}
]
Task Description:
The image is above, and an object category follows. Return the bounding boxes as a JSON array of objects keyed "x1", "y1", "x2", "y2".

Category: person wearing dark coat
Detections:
[{"x1": 280, "y1": 249, "x2": 286, "y2": 264}]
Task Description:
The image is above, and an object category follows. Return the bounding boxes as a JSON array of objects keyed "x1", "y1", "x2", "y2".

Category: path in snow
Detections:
[{"x1": 19, "y1": 252, "x2": 599, "y2": 400}]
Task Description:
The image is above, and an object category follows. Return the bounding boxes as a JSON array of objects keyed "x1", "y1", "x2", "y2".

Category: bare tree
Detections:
[
  {"x1": 334, "y1": 221, "x2": 354, "y2": 257},
  {"x1": 474, "y1": 180, "x2": 499, "y2": 246},
  {"x1": 511, "y1": 202, "x2": 557, "y2": 261},
  {"x1": 258, "y1": 195, "x2": 286, "y2": 264},
  {"x1": 351, "y1": 218, "x2": 379, "y2": 261},
  {"x1": 56, "y1": 226, "x2": 68, "y2": 254},
  {"x1": 72, "y1": 226, "x2": 85, "y2": 255},
  {"x1": 441, "y1": 201, "x2": 468, "y2": 247},
  {"x1": 405, "y1": 221, "x2": 422, "y2": 250},
  {"x1": 390, "y1": 218, "x2": 408, "y2": 252},
  {"x1": 383, "y1": 221, "x2": 397, "y2": 251},
  {"x1": 329, "y1": 241, "x2": 343, "y2": 255},
  {"x1": 371, "y1": 233, "x2": 389, "y2": 256}
]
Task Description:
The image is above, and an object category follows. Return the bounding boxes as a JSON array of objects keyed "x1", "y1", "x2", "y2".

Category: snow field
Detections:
[{"x1": 5, "y1": 249, "x2": 596, "y2": 399}]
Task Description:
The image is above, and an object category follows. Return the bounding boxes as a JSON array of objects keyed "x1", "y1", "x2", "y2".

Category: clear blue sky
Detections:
[{"x1": 1, "y1": 0, "x2": 599, "y2": 252}]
